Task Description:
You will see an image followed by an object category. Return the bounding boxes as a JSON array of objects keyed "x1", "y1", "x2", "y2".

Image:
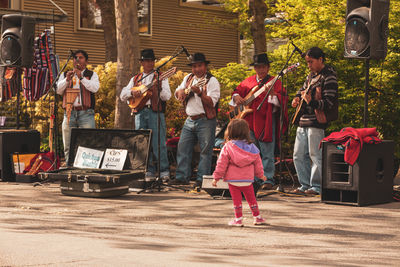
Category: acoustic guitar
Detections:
[
  {"x1": 128, "y1": 67, "x2": 177, "y2": 112},
  {"x1": 183, "y1": 77, "x2": 208, "y2": 104},
  {"x1": 229, "y1": 63, "x2": 299, "y2": 120},
  {"x1": 291, "y1": 74, "x2": 321, "y2": 125}
]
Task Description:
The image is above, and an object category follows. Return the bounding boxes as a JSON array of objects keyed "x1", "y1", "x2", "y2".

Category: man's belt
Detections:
[
  {"x1": 72, "y1": 106, "x2": 86, "y2": 111},
  {"x1": 189, "y1": 114, "x2": 206, "y2": 120}
]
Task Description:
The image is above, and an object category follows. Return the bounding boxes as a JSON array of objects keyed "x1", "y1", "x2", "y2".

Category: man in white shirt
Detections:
[
  {"x1": 171, "y1": 53, "x2": 220, "y2": 187},
  {"x1": 120, "y1": 49, "x2": 171, "y2": 181},
  {"x1": 57, "y1": 50, "x2": 100, "y2": 163}
]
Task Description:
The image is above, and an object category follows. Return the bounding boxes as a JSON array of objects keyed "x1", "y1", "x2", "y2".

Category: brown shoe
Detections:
[
  {"x1": 290, "y1": 188, "x2": 306, "y2": 194},
  {"x1": 261, "y1": 183, "x2": 274, "y2": 190},
  {"x1": 304, "y1": 189, "x2": 319, "y2": 195}
]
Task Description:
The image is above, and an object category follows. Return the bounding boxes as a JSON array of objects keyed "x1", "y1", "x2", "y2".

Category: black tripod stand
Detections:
[
  {"x1": 137, "y1": 47, "x2": 189, "y2": 194},
  {"x1": 257, "y1": 42, "x2": 302, "y2": 193}
]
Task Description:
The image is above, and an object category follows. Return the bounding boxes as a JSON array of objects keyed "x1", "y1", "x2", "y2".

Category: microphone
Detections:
[
  {"x1": 181, "y1": 45, "x2": 192, "y2": 61},
  {"x1": 291, "y1": 42, "x2": 304, "y2": 57}
]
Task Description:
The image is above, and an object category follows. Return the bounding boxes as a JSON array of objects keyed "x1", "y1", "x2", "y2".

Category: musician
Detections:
[
  {"x1": 171, "y1": 53, "x2": 220, "y2": 187},
  {"x1": 232, "y1": 53, "x2": 288, "y2": 190},
  {"x1": 57, "y1": 50, "x2": 100, "y2": 163},
  {"x1": 291, "y1": 47, "x2": 338, "y2": 195},
  {"x1": 120, "y1": 49, "x2": 171, "y2": 181}
]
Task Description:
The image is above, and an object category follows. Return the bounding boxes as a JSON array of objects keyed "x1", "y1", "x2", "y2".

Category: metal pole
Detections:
[{"x1": 364, "y1": 59, "x2": 370, "y2": 127}]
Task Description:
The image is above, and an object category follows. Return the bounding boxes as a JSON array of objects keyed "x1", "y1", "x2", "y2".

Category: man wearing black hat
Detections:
[
  {"x1": 120, "y1": 48, "x2": 171, "y2": 181},
  {"x1": 171, "y1": 53, "x2": 220, "y2": 187},
  {"x1": 232, "y1": 53, "x2": 288, "y2": 190}
]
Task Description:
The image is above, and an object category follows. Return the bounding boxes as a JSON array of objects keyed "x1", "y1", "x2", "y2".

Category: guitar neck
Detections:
[{"x1": 141, "y1": 67, "x2": 176, "y2": 93}]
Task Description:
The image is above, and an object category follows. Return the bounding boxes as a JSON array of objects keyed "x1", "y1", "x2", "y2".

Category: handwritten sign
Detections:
[
  {"x1": 73, "y1": 146, "x2": 104, "y2": 169},
  {"x1": 101, "y1": 149, "x2": 128, "y2": 170}
]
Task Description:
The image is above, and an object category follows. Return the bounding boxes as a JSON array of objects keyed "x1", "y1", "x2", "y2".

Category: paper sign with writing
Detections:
[
  {"x1": 73, "y1": 146, "x2": 104, "y2": 169},
  {"x1": 101, "y1": 149, "x2": 128, "y2": 170}
]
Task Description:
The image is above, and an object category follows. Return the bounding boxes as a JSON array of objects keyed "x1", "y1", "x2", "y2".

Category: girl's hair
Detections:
[
  {"x1": 224, "y1": 119, "x2": 252, "y2": 143},
  {"x1": 305, "y1": 47, "x2": 325, "y2": 62}
]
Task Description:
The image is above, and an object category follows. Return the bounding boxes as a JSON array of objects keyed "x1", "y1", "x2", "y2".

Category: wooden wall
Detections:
[{"x1": 21, "y1": 0, "x2": 239, "y2": 71}]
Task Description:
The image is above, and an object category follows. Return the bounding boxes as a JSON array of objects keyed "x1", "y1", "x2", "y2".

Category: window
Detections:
[
  {"x1": 0, "y1": 0, "x2": 9, "y2": 8},
  {"x1": 78, "y1": 0, "x2": 151, "y2": 34}
]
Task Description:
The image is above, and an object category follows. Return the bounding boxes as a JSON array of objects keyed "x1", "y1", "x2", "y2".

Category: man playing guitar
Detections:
[
  {"x1": 291, "y1": 47, "x2": 338, "y2": 195},
  {"x1": 120, "y1": 49, "x2": 171, "y2": 181},
  {"x1": 232, "y1": 53, "x2": 288, "y2": 190},
  {"x1": 171, "y1": 53, "x2": 220, "y2": 188}
]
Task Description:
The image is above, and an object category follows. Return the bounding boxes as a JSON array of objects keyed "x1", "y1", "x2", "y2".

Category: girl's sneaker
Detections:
[
  {"x1": 228, "y1": 218, "x2": 243, "y2": 227},
  {"x1": 253, "y1": 217, "x2": 267, "y2": 225}
]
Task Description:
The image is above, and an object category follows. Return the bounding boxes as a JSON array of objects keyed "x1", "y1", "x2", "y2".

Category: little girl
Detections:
[{"x1": 212, "y1": 118, "x2": 267, "y2": 227}]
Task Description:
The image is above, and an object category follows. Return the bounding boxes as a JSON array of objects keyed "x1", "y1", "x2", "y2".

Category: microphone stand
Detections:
[
  {"x1": 137, "y1": 47, "x2": 188, "y2": 194},
  {"x1": 257, "y1": 45, "x2": 298, "y2": 193},
  {"x1": 43, "y1": 50, "x2": 74, "y2": 169}
]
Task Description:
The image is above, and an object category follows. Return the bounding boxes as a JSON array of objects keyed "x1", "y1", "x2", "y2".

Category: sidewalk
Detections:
[{"x1": 0, "y1": 182, "x2": 399, "y2": 266}]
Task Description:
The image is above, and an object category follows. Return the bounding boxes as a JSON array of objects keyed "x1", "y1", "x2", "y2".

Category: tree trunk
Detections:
[
  {"x1": 114, "y1": 0, "x2": 141, "y2": 129},
  {"x1": 248, "y1": 0, "x2": 267, "y2": 54},
  {"x1": 96, "y1": 0, "x2": 117, "y2": 62}
]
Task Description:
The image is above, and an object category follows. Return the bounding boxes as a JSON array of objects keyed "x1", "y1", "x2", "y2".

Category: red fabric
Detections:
[
  {"x1": 233, "y1": 75, "x2": 288, "y2": 143},
  {"x1": 24, "y1": 152, "x2": 60, "y2": 174},
  {"x1": 166, "y1": 137, "x2": 180, "y2": 148},
  {"x1": 229, "y1": 183, "x2": 260, "y2": 218},
  {"x1": 321, "y1": 127, "x2": 382, "y2": 165}
]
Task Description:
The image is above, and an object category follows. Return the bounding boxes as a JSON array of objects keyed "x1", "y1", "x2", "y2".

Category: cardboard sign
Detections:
[
  {"x1": 12, "y1": 153, "x2": 37, "y2": 174},
  {"x1": 101, "y1": 149, "x2": 128, "y2": 170},
  {"x1": 73, "y1": 146, "x2": 104, "y2": 169}
]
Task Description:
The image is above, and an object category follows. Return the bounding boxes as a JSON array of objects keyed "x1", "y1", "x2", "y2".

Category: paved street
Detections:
[{"x1": 0, "y1": 182, "x2": 399, "y2": 267}]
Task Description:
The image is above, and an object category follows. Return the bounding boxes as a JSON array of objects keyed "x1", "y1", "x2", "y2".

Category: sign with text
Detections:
[
  {"x1": 101, "y1": 149, "x2": 128, "y2": 170},
  {"x1": 73, "y1": 146, "x2": 104, "y2": 169}
]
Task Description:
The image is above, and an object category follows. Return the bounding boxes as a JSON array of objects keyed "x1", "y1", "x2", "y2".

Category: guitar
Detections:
[
  {"x1": 128, "y1": 67, "x2": 177, "y2": 112},
  {"x1": 291, "y1": 74, "x2": 321, "y2": 125},
  {"x1": 229, "y1": 63, "x2": 300, "y2": 120},
  {"x1": 183, "y1": 76, "x2": 208, "y2": 105}
]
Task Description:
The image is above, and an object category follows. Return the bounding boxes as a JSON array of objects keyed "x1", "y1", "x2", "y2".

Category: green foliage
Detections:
[{"x1": 264, "y1": 0, "x2": 400, "y2": 156}]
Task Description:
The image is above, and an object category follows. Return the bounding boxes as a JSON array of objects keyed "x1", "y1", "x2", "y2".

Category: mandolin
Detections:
[
  {"x1": 291, "y1": 74, "x2": 321, "y2": 125},
  {"x1": 230, "y1": 63, "x2": 299, "y2": 120},
  {"x1": 128, "y1": 67, "x2": 177, "y2": 112}
]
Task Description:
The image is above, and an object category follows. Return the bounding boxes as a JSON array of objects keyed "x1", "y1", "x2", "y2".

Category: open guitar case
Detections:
[{"x1": 39, "y1": 128, "x2": 151, "y2": 197}]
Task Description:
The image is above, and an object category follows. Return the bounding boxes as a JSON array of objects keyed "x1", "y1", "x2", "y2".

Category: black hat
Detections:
[
  {"x1": 187, "y1": 52, "x2": 210, "y2": 66},
  {"x1": 250, "y1": 53, "x2": 271, "y2": 66},
  {"x1": 140, "y1": 49, "x2": 156, "y2": 61}
]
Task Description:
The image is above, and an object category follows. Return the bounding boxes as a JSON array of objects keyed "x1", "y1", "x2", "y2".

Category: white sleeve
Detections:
[
  {"x1": 160, "y1": 78, "x2": 171, "y2": 101},
  {"x1": 56, "y1": 72, "x2": 68, "y2": 95},
  {"x1": 174, "y1": 74, "x2": 190, "y2": 99},
  {"x1": 120, "y1": 77, "x2": 135, "y2": 102},
  {"x1": 81, "y1": 71, "x2": 100, "y2": 93},
  {"x1": 205, "y1": 77, "x2": 220, "y2": 107},
  {"x1": 268, "y1": 95, "x2": 280, "y2": 107}
]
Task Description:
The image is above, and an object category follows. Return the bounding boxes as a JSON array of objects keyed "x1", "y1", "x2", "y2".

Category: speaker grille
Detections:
[
  {"x1": 0, "y1": 34, "x2": 21, "y2": 66},
  {"x1": 345, "y1": 17, "x2": 369, "y2": 57}
]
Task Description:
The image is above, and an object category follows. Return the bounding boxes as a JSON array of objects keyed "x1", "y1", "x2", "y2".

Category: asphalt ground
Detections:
[{"x1": 0, "y1": 182, "x2": 399, "y2": 267}]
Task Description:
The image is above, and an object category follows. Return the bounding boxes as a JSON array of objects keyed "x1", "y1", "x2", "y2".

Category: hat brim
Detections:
[
  {"x1": 250, "y1": 61, "x2": 272, "y2": 66},
  {"x1": 140, "y1": 57, "x2": 156, "y2": 61},
  {"x1": 187, "y1": 60, "x2": 210, "y2": 66}
]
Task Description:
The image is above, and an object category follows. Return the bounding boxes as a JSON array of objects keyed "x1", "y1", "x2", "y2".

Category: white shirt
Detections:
[
  {"x1": 175, "y1": 74, "x2": 220, "y2": 116},
  {"x1": 120, "y1": 72, "x2": 171, "y2": 104},
  {"x1": 57, "y1": 69, "x2": 100, "y2": 107}
]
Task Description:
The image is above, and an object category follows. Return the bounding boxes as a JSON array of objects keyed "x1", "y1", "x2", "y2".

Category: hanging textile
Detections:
[
  {"x1": 23, "y1": 29, "x2": 58, "y2": 101},
  {"x1": 0, "y1": 67, "x2": 21, "y2": 102}
]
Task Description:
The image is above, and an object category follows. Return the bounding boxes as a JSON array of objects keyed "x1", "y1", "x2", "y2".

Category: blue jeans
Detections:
[
  {"x1": 175, "y1": 117, "x2": 216, "y2": 182},
  {"x1": 62, "y1": 109, "x2": 96, "y2": 163},
  {"x1": 135, "y1": 108, "x2": 169, "y2": 177},
  {"x1": 251, "y1": 119, "x2": 276, "y2": 185},
  {"x1": 293, "y1": 127, "x2": 324, "y2": 193}
]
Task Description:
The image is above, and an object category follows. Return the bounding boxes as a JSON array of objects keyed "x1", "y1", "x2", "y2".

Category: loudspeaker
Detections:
[
  {"x1": 0, "y1": 14, "x2": 35, "y2": 67},
  {"x1": 321, "y1": 141, "x2": 394, "y2": 206},
  {"x1": 0, "y1": 130, "x2": 40, "y2": 181},
  {"x1": 344, "y1": 0, "x2": 390, "y2": 60}
]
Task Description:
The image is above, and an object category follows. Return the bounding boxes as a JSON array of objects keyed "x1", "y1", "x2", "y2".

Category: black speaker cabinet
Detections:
[
  {"x1": 0, "y1": 130, "x2": 40, "y2": 181},
  {"x1": 321, "y1": 140, "x2": 394, "y2": 206}
]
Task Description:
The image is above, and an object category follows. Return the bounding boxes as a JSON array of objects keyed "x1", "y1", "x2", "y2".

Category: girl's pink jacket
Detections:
[{"x1": 213, "y1": 140, "x2": 264, "y2": 183}]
